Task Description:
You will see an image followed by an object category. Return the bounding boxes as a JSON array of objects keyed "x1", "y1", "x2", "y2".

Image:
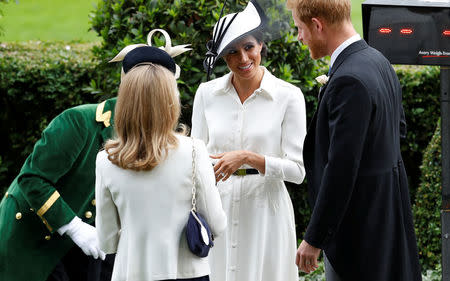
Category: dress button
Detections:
[
  {"x1": 45, "y1": 235, "x2": 51, "y2": 241},
  {"x1": 30, "y1": 208, "x2": 35, "y2": 212},
  {"x1": 232, "y1": 243, "x2": 237, "y2": 248},
  {"x1": 233, "y1": 220, "x2": 238, "y2": 226},
  {"x1": 4, "y1": 192, "x2": 8, "y2": 198},
  {"x1": 85, "y1": 211, "x2": 93, "y2": 219},
  {"x1": 15, "y1": 212, "x2": 22, "y2": 220},
  {"x1": 230, "y1": 266, "x2": 236, "y2": 271},
  {"x1": 91, "y1": 199, "x2": 96, "y2": 206}
]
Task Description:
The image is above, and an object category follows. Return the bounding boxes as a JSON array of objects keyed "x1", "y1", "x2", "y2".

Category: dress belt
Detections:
[{"x1": 233, "y1": 168, "x2": 259, "y2": 176}]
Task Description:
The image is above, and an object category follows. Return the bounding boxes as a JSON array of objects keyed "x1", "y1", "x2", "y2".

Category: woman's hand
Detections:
[
  {"x1": 211, "y1": 151, "x2": 246, "y2": 182},
  {"x1": 211, "y1": 150, "x2": 265, "y2": 182}
]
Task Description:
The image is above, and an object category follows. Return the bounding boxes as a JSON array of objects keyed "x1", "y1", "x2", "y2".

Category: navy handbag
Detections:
[{"x1": 186, "y1": 138, "x2": 214, "y2": 257}]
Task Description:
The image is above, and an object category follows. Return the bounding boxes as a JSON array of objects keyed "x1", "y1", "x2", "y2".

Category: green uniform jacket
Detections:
[{"x1": 0, "y1": 98, "x2": 116, "y2": 281}]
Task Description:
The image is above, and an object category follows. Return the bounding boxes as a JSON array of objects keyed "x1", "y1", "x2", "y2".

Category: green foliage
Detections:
[
  {"x1": 299, "y1": 260, "x2": 325, "y2": 281},
  {"x1": 297, "y1": 263, "x2": 441, "y2": 280},
  {"x1": 413, "y1": 120, "x2": 441, "y2": 271},
  {"x1": 89, "y1": 1, "x2": 324, "y2": 239},
  {"x1": 422, "y1": 264, "x2": 442, "y2": 281},
  {"x1": 395, "y1": 65, "x2": 441, "y2": 199},
  {"x1": 0, "y1": 42, "x2": 99, "y2": 193},
  {"x1": 0, "y1": 1, "x2": 441, "y2": 242},
  {"x1": 89, "y1": 0, "x2": 324, "y2": 125},
  {"x1": 0, "y1": 2, "x2": 442, "y2": 253},
  {"x1": 0, "y1": 156, "x2": 7, "y2": 192}
]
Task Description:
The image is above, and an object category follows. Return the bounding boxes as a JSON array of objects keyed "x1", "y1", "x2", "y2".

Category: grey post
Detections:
[{"x1": 441, "y1": 66, "x2": 450, "y2": 281}]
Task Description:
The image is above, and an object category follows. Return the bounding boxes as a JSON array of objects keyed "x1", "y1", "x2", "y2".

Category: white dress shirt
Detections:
[
  {"x1": 191, "y1": 67, "x2": 306, "y2": 281},
  {"x1": 330, "y1": 34, "x2": 361, "y2": 68},
  {"x1": 95, "y1": 136, "x2": 227, "y2": 281}
]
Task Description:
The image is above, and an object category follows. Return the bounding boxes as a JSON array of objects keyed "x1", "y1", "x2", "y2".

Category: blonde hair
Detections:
[
  {"x1": 105, "y1": 63, "x2": 185, "y2": 171},
  {"x1": 287, "y1": 0, "x2": 351, "y2": 26}
]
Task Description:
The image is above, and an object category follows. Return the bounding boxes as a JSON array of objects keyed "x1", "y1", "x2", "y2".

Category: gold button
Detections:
[
  {"x1": 85, "y1": 211, "x2": 92, "y2": 219},
  {"x1": 5, "y1": 192, "x2": 8, "y2": 198},
  {"x1": 45, "y1": 235, "x2": 51, "y2": 241},
  {"x1": 15, "y1": 212, "x2": 22, "y2": 220},
  {"x1": 91, "y1": 199, "x2": 96, "y2": 206}
]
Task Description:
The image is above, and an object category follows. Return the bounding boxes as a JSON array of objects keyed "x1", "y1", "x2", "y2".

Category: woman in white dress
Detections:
[
  {"x1": 191, "y1": 1, "x2": 307, "y2": 280},
  {"x1": 95, "y1": 45, "x2": 227, "y2": 281}
]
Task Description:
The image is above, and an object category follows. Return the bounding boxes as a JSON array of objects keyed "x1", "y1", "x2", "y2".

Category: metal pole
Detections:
[{"x1": 441, "y1": 66, "x2": 450, "y2": 281}]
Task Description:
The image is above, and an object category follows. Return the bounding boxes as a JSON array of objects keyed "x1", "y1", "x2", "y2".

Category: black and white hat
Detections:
[
  {"x1": 204, "y1": 0, "x2": 268, "y2": 79},
  {"x1": 110, "y1": 29, "x2": 191, "y2": 79}
]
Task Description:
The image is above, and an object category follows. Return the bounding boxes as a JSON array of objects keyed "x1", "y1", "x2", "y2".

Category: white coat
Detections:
[
  {"x1": 95, "y1": 136, "x2": 227, "y2": 281},
  {"x1": 191, "y1": 67, "x2": 307, "y2": 281}
]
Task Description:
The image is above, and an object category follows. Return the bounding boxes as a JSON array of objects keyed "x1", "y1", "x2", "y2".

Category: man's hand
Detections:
[
  {"x1": 296, "y1": 240, "x2": 321, "y2": 273},
  {"x1": 58, "y1": 217, "x2": 106, "y2": 260}
]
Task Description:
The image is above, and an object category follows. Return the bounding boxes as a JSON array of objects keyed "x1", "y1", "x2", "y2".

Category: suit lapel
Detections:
[
  {"x1": 308, "y1": 79, "x2": 329, "y2": 134},
  {"x1": 305, "y1": 40, "x2": 369, "y2": 159},
  {"x1": 308, "y1": 40, "x2": 369, "y2": 132}
]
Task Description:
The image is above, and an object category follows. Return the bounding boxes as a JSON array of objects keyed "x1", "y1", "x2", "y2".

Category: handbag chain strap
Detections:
[{"x1": 191, "y1": 137, "x2": 197, "y2": 212}]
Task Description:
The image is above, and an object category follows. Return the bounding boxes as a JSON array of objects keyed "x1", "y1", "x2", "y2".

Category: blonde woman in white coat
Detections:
[
  {"x1": 95, "y1": 46, "x2": 227, "y2": 281},
  {"x1": 192, "y1": 1, "x2": 307, "y2": 281}
]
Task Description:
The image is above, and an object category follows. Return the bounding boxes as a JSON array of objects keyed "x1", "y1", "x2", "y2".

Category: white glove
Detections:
[{"x1": 57, "y1": 217, "x2": 106, "y2": 260}]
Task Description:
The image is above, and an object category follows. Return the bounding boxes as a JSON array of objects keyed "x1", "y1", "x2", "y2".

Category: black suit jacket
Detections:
[{"x1": 303, "y1": 40, "x2": 421, "y2": 281}]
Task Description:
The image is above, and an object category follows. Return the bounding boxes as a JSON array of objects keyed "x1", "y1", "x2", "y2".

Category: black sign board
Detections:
[{"x1": 362, "y1": 0, "x2": 450, "y2": 66}]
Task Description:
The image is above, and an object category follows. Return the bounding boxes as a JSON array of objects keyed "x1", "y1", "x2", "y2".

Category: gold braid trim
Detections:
[
  {"x1": 37, "y1": 191, "x2": 60, "y2": 217},
  {"x1": 96, "y1": 101, "x2": 112, "y2": 128},
  {"x1": 41, "y1": 217, "x2": 53, "y2": 232}
]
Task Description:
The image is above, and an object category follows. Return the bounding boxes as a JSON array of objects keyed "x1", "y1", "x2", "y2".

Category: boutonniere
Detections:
[{"x1": 315, "y1": 74, "x2": 329, "y2": 85}]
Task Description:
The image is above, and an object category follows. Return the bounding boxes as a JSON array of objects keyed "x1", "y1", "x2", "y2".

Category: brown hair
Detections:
[
  {"x1": 249, "y1": 30, "x2": 268, "y2": 57},
  {"x1": 105, "y1": 63, "x2": 184, "y2": 171},
  {"x1": 287, "y1": 0, "x2": 351, "y2": 26}
]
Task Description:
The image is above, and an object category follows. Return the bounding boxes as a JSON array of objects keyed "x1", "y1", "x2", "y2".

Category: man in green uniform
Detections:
[
  {"x1": 0, "y1": 28, "x2": 190, "y2": 281},
  {"x1": 0, "y1": 98, "x2": 116, "y2": 281}
]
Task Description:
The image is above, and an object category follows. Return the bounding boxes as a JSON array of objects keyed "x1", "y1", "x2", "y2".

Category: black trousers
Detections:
[
  {"x1": 47, "y1": 246, "x2": 115, "y2": 281},
  {"x1": 324, "y1": 254, "x2": 342, "y2": 281}
]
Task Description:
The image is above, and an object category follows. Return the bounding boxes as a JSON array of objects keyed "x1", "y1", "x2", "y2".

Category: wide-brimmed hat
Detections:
[
  {"x1": 204, "y1": 0, "x2": 268, "y2": 79},
  {"x1": 110, "y1": 29, "x2": 191, "y2": 79}
]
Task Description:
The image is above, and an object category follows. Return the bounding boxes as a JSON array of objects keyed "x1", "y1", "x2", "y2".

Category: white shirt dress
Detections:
[{"x1": 191, "y1": 67, "x2": 307, "y2": 281}]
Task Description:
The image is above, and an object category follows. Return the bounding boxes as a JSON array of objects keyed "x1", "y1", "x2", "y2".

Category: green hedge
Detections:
[
  {"x1": 89, "y1": 0, "x2": 324, "y2": 126},
  {"x1": 300, "y1": 263, "x2": 445, "y2": 281},
  {"x1": 0, "y1": 44, "x2": 441, "y2": 240},
  {"x1": 88, "y1": 1, "x2": 440, "y2": 239},
  {"x1": 413, "y1": 120, "x2": 441, "y2": 270},
  {"x1": 88, "y1": 0, "x2": 324, "y2": 239},
  {"x1": 0, "y1": 41, "x2": 99, "y2": 192},
  {"x1": 395, "y1": 65, "x2": 441, "y2": 199},
  {"x1": 0, "y1": 0, "x2": 442, "y2": 243}
]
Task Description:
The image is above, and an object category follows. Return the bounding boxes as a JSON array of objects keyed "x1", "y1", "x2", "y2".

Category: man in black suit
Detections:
[{"x1": 286, "y1": 0, "x2": 422, "y2": 280}]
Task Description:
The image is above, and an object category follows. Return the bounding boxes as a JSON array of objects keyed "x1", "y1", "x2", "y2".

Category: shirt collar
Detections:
[
  {"x1": 330, "y1": 34, "x2": 361, "y2": 69},
  {"x1": 212, "y1": 66, "x2": 275, "y2": 100}
]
